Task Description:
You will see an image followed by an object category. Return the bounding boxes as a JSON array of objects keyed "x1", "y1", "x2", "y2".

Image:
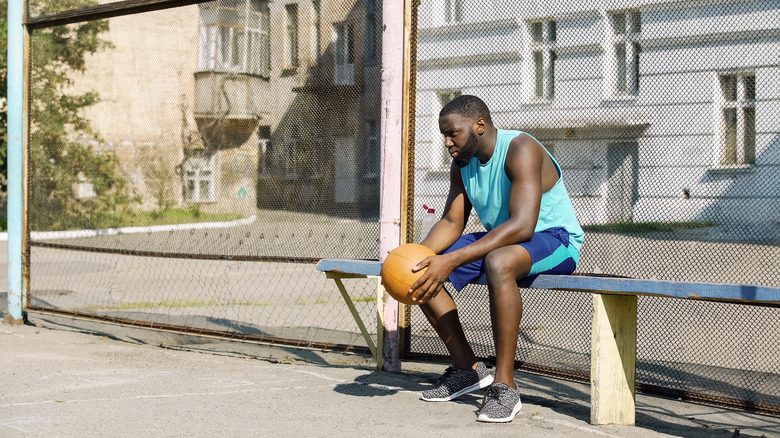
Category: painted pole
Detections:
[
  {"x1": 378, "y1": 0, "x2": 409, "y2": 372},
  {"x1": 5, "y1": 0, "x2": 25, "y2": 324}
]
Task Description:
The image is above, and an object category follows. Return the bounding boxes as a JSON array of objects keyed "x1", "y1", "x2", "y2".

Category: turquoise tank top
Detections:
[{"x1": 460, "y1": 129, "x2": 585, "y2": 250}]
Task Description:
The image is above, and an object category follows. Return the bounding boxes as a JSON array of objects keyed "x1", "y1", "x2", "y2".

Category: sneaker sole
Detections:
[
  {"x1": 476, "y1": 399, "x2": 522, "y2": 423},
  {"x1": 421, "y1": 374, "x2": 494, "y2": 402}
]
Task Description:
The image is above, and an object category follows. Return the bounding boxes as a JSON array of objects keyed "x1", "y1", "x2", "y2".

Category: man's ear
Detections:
[{"x1": 474, "y1": 118, "x2": 487, "y2": 135}]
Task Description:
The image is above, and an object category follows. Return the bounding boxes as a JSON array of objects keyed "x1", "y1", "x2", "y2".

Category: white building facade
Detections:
[{"x1": 414, "y1": 0, "x2": 780, "y2": 230}]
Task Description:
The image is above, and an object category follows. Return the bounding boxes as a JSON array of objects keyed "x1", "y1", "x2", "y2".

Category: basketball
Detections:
[{"x1": 380, "y1": 243, "x2": 436, "y2": 305}]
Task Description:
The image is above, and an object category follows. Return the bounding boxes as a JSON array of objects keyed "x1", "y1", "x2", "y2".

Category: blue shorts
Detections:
[{"x1": 444, "y1": 227, "x2": 579, "y2": 291}]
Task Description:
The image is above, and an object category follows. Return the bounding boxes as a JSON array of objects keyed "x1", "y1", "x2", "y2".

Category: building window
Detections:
[
  {"x1": 283, "y1": 138, "x2": 299, "y2": 178},
  {"x1": 526, "y1": 20, "x2": 557, "y2": 101},
  {"x1": 604, "y1": 10, "x2": 640, "y2": 97},
  {"x1": 183, "y1": 151, "x2": 215, "y2": 203},
  {"x1": 445, "y1": 0, "x2": 462, "y2": 23},
  {"x1": 284, "y1": 125, "x2": 300, "y2": 178},
  {"x1": 258, "y1": 138, "x2": 272, "y2": 179},
  {"x1": 437, "y1": 90, "x2": 461, "y2": 169},
  {"x1": 364, "y1": 120, "x2": 380, "y2": 179},
  {"x1": 716, "y1": 73, "x2": 756, "y2": 166},
  {"x1": 364, "y1": 0, "x2": 377, "y2": 62},
  {"x1": 312, "y1": 1, "x2": 321, "y2": 64},
  {"x1": 285, "y1": 3, "x2": 299, "y2": 68},
  {"x1": 334, "y1": 22, "x2": 355, "y2": 85},
  {"x1": 198, "y1": 0, "x2": 270, "y2": 77}
]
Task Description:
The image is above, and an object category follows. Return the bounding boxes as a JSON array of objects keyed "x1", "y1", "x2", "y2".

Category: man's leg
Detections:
[
  {"x1": 419, "y1": 289, "x2": 493, "y2": 402},
  {"x1": 483, "y1": 245, "x2": 533, "y2": 388},
  {"x1": 420, "y1": 290, "x2": 479, "y2": 370}
]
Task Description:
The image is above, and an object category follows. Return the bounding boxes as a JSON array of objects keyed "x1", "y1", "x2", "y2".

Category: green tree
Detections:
[{"x1": 25, "y1": 1, "x2": 135, "y2": 230}]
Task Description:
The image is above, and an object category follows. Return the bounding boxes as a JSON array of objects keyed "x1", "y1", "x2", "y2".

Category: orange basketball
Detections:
[{"x1": 380, "y1": 243, "x2": 436, "y2": 305}]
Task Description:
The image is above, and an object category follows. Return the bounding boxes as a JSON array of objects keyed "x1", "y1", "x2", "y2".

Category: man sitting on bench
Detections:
[{"x1": 409, "y1": 95, "x2": 585, "y2": 423}]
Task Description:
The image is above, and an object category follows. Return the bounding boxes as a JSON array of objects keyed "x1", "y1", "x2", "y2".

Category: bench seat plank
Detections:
[
  {"x1": 316, "y1": 259, "x2": 382, "y2": 277},
  {"x1": 515, "y1": 275, "x2": 780, "y2": 304},
  {"x1": 316, "y1": 259, "x2": 780, "y2": 304}
]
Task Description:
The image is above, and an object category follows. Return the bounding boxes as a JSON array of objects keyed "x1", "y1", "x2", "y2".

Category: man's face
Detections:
[{"x1": 439, "y1": 113, "x2": 480, "y2": 167}]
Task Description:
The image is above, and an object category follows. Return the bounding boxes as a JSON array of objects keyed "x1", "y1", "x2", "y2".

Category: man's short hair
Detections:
[{"x1": 439, "y1": 95, "x2": 492, "y2": 124}]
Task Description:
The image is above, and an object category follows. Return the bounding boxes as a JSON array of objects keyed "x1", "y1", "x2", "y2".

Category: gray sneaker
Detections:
[
  {"x1": 477, "y1": 383, "x2": 522, "y2": 422},
  {"x1": 421, "y1": 362, "x2": 494, "y2": 402}
]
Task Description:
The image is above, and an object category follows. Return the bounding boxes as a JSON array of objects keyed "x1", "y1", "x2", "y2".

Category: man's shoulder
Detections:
[
  {"x1": 505, "y1": 131, "x2": 541, "y2": 153},
  {"x1": 500, "y1": 129, "x2": 536, "y2": 146},
  {"x1": 497, "y1": 128, "x2": 524, "y2": 139}
]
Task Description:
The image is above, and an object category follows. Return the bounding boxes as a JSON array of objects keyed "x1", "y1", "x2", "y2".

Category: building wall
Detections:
[
  {"x1": 76, "y1": 6, "x2": 200, "y2": 211},
  {"x1": 415, "y1": 0, "x2": 780, "y2": 228},
  {"x1": 72, "y1": 1, "x2": 382, "y2": 218}
]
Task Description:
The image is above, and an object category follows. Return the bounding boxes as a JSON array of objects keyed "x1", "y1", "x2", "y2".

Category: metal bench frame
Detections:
[{"x1": 316, "y1": 258, "x2": 780, "y2": 425}]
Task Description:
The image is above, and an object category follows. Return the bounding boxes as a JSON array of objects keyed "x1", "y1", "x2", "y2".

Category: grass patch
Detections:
[
  {"x1": 229, "y1": 300, "x2": 273, "y2": 306},
  {"x1": 351, "y1": 295, "x2": 377, "y2": 303},
  {"x1": 582, "y1": 221, "x2": 716, "y2": 233},
  {"x1": 78, "y1": 299, "x2": 274, "y2": 311},
  {"x1": 115, "y1": 208, "x2": 245, "y2": 228},
  {"x1": 78, "y1": 299, "x2": 219, "y2": 311},
  {"x1": 294, "y1": 298, "x2": 331, "y2": 305},
  {"x1": 0, "y1": 217, "x2": 6, "y2": 232}
]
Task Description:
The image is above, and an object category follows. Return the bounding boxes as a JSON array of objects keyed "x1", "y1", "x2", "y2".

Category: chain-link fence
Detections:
[
  {"x1": 23, "y1": 0, "x2": 780, "y2": 415},
  {"x1": 409, "y1": 0, "x2": 779, "y2": 413},
  {"x1": 27, "y1": 0, "x2": 384, "y2": 352}
]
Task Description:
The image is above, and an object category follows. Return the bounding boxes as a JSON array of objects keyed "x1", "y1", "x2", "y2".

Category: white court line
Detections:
[
  {"x1": 528, "y1": 414, "x2": 624, "y2": 437},
  {"x1": 0, "y1": 416, "x2": 50, "y2": 433},
  {"x1": 0, "y1": 383, "x2": 341, "y2": 409},
  {"x1": 2, "y1": 215, "x2": 257, "y2": 242},
  {"x1": 289, "y1": 369, "x2": 349, "y2": 382}
]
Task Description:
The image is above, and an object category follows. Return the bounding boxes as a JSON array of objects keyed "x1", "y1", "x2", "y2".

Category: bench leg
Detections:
[
  {"x1": 590, "y1": 294, "x2": 637, "y2": 426},
  {"x1": 331, "y1": 276, "x2": 380, "y2": 365},
  {"x1": 373, "y1": 276, "x2": 385, "y2": 371}
]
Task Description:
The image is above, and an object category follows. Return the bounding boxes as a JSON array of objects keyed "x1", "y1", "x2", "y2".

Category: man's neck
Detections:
[{"x1": 476, "y1": 126, "x2": 498, "y2": 164}]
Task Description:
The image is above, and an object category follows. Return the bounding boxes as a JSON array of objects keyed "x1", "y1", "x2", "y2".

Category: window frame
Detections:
[
  {"x1": 524, "y1": 19, "x2": 557, "y2": 103},
  {"x1": 197, "y1": 0, "x2": 270, "y2": 78},
  {"x1": 183, "y1": 151, "x2": 216, "y2": 203},
  {"x1": 364, "y1": 120, "x2": 381, "y2": 179},
  {"x1": 258, "y1": 138, "x2": 272, "y2": 180},
  {"x1": 714, "y1": 72, "x2": 757, "y2": 168},
  {"x1": 603, "y1": 10, "x2": 641, "y2": 99},
  {"x1": 444, "y1": 0, "x2": 463, "y2": 24},
  {"x1": 283, "y1": 138, "x2": 299, "y2": 179},
  {"x1": 312, "y1": 0, "x2": 322, "y2": 65},
  {"x1": 364, "y1": 0, "x2": 377, "y2": 63},
  {"x1": 284, "y1": 3, "x2": 299, "y2": 69},
  {"x1": 334, "y1": 21, "x2": 355, "y2": 85}
]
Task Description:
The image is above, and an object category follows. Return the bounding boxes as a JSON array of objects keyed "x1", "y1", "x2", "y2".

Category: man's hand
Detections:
[{"x1": 409, "y1": 253, "x2": 457, "y2": 304}]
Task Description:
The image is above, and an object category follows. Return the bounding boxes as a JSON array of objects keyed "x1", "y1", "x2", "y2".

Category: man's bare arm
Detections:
[
  {"x1": 419, "y1": 160, "x2": 472, "y2": 254},
  {"x1": 410, "y1": 134, "x2": 546, "y2": 302},
  {"x1": 430, "y1": 134, "x2": 545, "y2": 268}
]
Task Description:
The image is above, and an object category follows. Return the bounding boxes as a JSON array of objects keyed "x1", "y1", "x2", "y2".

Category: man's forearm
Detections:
[{"x1": 420, "y1": 219, "x2": 463, "y2": 254}]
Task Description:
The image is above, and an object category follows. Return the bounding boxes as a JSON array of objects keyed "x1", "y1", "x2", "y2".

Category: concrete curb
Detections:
[{"x1": 0, "y1": 215, "x2": 256, "y2": 242}]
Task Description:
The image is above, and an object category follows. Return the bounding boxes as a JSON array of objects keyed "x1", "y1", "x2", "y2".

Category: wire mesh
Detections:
[
  {"x1": 409, "y1": 0, "x2": 780, "y2": 414},
  {"x1": 22, "y1": 0, "x2": 780, "y2": 415},
  {"x1": 27, "y1": 0, "x2": 384, "y2": 352}
]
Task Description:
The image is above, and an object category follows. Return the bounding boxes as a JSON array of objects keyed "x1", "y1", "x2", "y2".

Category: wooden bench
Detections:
[{"x1": 316, "y1": 258, "x2": 780, "y2": 425}]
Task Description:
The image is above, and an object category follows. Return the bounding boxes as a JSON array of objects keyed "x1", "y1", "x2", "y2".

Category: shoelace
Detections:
[
  {"x1": 481, "y1": 384, "x2": 507, "y2": 409},
  {"x1": 436, "y1": 365, "x2": 456, "y2": 385}
]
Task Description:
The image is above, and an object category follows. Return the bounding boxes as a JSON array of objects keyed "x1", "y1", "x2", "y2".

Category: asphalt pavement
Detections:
[{"x1": 2, "y1": 313, "x2": 779, "y2": 438}]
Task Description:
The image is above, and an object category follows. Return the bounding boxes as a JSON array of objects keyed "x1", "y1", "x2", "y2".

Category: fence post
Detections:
[
  {"x1": 5, "y1": 0, "x2": 26, "y2": 325},
  {"x1": 379, "y1": 0, "x2": 413, "y2": 372}
]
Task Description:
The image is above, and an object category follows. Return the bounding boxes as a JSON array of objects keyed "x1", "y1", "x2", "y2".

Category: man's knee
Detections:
[{"x1": 484, "y1": 248, "x2": 531, "y2": 283}]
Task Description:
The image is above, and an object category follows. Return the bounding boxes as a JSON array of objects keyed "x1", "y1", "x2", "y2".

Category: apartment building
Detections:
[{"x1": 414, "y1": 0, "x2": 779, "y2": 229}]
